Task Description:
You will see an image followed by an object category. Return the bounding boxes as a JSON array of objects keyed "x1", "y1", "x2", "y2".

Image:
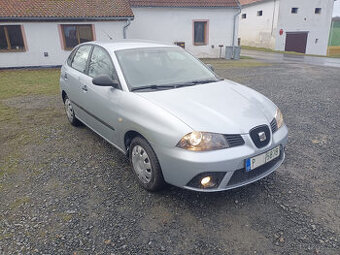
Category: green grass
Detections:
[
  {"x1": 241, "y1": 45, "x2": 339, "y2": 58},
  {"x1": 0, "y1": 68, "x2": 60, "y2": 100},
  {"x1": 0, "y1": 68, "x2": 61, "y2": 187}
]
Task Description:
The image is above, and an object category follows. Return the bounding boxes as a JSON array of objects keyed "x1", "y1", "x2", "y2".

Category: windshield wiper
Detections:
[
  {"x1": 131, "y1": 84, "x2": 175, "y2": 92},
  {"x1": 174, "y1": 79, "x2": 222, "y2": 88}
]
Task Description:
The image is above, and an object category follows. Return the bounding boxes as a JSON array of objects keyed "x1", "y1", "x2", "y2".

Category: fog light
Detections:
[
  {"x1": 187, "y1": 172, "x2": 226, "y2": 189},
  {"x1": 200, "y1": 176, "x2": 216, "y2": 188},
  {"x1": 201, "y1": 176, "x2": 211, "y2": 186}
]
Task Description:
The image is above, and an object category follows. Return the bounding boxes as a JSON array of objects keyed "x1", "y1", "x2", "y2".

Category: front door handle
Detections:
[
  {"x1": 81, "y1": 85, "x2": 88, "y2": 92},
  {"x1": 64, "y1": 72, "x2": 68, "y2": 80}
]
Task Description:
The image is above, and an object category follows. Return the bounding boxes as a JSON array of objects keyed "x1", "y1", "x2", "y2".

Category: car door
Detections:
[
  {"x1": 80, "y1": 45, "x2": 123, "y2": 146},
  {"x1": 64, "y1": 44, "x2": 93, "y2": 123}
]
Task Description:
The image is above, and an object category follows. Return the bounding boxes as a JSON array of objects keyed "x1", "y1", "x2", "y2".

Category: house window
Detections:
[
  {"x1": 257, "y1": 10, "x2": 263, "y2": 16},
  {"x1": 0, "y1": 25, "x2": 25, "y2": 52},
  {"x1": 193, "y1": 21, "x2": 208, "y2": 45},
  {"x1": 242, "y1": 13, "x2": 247, "y2": 19},
  {"x1": 291, "y1": 8, "x2": 299, "y2": 14},
  {"x1": 61, "y1": 25, "x2": 94, "y2": 50},
  {"x1": 315, "y1": 8, "x2": 322, "y2": 14}
]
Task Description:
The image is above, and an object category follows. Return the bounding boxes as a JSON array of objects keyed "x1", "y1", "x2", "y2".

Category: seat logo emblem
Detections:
[{"x1": 258, "y1": 131, "x2": 266, "y2": 142}]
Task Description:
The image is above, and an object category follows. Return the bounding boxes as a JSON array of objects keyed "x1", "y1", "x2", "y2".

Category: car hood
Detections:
[{"x1": 137, "y1": 80, "x2": 277, "y2": 134}]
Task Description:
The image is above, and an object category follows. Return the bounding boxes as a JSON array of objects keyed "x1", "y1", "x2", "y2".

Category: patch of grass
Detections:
[
  {"x1": 0, "y1": 68, "x2": 60, "y2": 100},
  {"x1": 10, "y1": 196, "x2": 30, "y2": 210},
  {"x1": 60, "y1": 213, "x2": 73, "y2": 222},
  {"x1": 0, "y1": 157, "x2": 19, "y2": 179},
  {"x1": 201, "y1": 58, "x2": 270, "y2": 68},
  {"x1": 0, "y1": 102, "x2": 17, "y2": 122},
  {"x1": 240, "y1": 55, "x2": 253, "y2": 59},
  {"x1": 241, "y1": 45, "x2": 340, "y2": 58}
]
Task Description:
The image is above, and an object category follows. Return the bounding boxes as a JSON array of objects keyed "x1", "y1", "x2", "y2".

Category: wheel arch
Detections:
[
  {"x1": 124, "y1": 130, "x2": 145, "y2": 154},
  {"x1": 61, "y1": 90, "x2": 67, "y2": 103}
]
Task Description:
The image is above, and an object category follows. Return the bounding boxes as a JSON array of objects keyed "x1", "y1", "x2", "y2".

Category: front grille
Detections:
[
  {"x1": 270, "y1": 118, "x2": 278, "y2": 133},
  {"x1": 224, "y1": 134, "x2": 245, "y2": 148},
  {"x1": 249, "y1": 125, "x2": 271, "y2": 148},
  {"x1": 227, "y1": 152, "x2": 282, "y2": 186}
]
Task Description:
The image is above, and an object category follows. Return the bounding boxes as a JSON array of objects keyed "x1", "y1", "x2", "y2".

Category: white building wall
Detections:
[
  {"x1": 239, "y1": 0, "x2": 280, "y2": 49},
  {"x1": 276, "y1": 0, "x2": 334, "y2": 55},
  {"x1": 0, "y1": 21, "x2": 125, "y2": 68},
  {"x1": 128, "y1": 7, "x2": 239, "y2": 58}
]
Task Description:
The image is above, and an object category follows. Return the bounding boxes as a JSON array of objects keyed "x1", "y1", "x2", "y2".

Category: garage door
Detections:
[{"x1": 285, "y1": 32, "x2": 308, "y2": 53}]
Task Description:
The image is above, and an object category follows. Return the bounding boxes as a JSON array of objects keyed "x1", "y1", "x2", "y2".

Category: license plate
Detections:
[{"x1": 245, "y1": 146, "x2": 280, "y2": 172}]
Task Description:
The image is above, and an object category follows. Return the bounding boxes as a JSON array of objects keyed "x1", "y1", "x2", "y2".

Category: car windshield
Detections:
[{"x1": 115, "y1": 47, "x2": 218, "y2": 90}]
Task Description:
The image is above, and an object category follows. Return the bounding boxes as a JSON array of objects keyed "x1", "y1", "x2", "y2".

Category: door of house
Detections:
[{"x1": 285, "y1": 32, "x2": 308, "y2": 53}]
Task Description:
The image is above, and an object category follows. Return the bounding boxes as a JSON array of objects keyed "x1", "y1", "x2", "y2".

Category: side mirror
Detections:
[
  {"x1": 206, "y1": 64, "x2": 215, "y2": 72},
  {"x1": 92, "y1": 75, "x2": 119, "y2": 88}
]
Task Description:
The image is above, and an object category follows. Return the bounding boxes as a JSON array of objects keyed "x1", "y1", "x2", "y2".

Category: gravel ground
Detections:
[{"x1": 0, "y1": 63, "x2": 339, "y2": 254}]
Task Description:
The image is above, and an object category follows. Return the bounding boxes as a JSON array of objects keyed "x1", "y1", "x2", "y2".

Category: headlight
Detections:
[
  {"x1": 177, "y1": 131, "x2": 229, "y2": 151},
  {"x1": 275, "y1": 108, "x2": 284, "y2": 129}
]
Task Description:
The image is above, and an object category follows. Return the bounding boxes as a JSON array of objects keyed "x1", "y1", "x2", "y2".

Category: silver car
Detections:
[{"x1": 60, "y1": 41, "x2": 288, "y2": 192}]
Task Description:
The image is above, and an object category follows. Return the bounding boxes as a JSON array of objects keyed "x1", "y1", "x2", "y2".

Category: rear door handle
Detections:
[
  {"x1": 81, "y1": 84, "x2": 88, "y2": 91},
  {"x1": 64, "y1": 73, "x2": 68, "y2": 80}
]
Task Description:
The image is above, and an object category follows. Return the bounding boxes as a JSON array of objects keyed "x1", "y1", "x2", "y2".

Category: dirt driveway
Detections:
[{"x1": 0, "y1": 62, "x2": 339, "y2": 254}]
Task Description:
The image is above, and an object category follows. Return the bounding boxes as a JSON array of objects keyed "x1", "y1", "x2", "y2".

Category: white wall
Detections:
[
  {"x1": 0, "y1": 21, "x2": 125, "y2": 68},
  {"x1": 239, "y1": 0, "x2": 280, "y2": 49},
  {"x1": 276, "y1": 0, "x2": 334, "y2": 55},
  {"x1": 128, "y1": 7, "x2": 239, "y2": 58}
]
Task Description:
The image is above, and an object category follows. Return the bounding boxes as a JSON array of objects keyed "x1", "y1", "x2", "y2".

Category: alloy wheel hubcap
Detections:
[
  {"x1": 131, "y1": 145, "x2": 152, "y2": 183},
  {"x1": 65, "y1": 99, "x2": 74, "y2": 121}
]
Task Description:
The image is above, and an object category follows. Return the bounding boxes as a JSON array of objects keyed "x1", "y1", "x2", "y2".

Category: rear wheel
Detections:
[
  {"x1": 64, "y1": 95, "x2": 81, "y2": 126},
  {"x1": 129, "y1": 136, "x2": 166, "y2": 191}
]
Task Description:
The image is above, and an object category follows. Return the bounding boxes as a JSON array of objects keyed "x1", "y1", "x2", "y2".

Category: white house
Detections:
[
  {"x1": 0, "y1": 0, "x2": 134, "y2": 68},
  {"x1": 238, "y1": 0, "x2": 334, "y2": 55},
  {"x1": 128, "y1": 0, "x2": 241, "y2": 58},
  {"x1": 0, "y1": 0, "x2": 241, "y2": 68}
]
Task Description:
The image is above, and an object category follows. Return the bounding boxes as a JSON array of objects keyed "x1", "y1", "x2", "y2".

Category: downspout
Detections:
[
  {"x1": 123, "y1": 18, "x2": 132, "y2": 39},
  {"x1": 232, "y1": 1, "x2": 242, "y2": 58},
  {"x1": 271, "y1": 0, "x2": 277, "y2": 35}
]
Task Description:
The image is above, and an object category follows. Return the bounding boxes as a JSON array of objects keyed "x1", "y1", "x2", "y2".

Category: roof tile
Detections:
[{"x1": 0, "y1": 0, "x2": 134, "y2": 19}]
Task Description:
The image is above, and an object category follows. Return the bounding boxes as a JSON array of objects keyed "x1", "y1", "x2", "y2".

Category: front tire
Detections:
[
  {"x1": 129, "y1": 136, "x2": 166, "y2": 191},
  {"x1": 64, "y1": 95, "x2": 81, "y2": 126}
]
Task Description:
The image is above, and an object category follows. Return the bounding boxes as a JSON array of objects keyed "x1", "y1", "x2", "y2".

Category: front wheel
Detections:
[{"x1": 129, "y1": 136, "x2": 166, "y2": 191}]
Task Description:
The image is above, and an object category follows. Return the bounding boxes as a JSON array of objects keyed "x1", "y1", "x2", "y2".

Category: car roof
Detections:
[{"x1": 84, "y1": 40, "x2": 178, "y2": 51}]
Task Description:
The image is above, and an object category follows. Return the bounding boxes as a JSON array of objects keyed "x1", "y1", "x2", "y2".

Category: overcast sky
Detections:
[{"x1": 334, "y1": 0, "x2": 340, "y2": 17}]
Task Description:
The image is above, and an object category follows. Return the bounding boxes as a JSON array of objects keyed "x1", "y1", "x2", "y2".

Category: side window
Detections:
[
  {"x1": 88, "y1": 46, "x2": 117, "y2": 80},
  {"x1": 67, "y1": 47, "x2": 78, "y2": 66},
  {"x1": 71, "y1": 45, "x2": 92, "y2": 73}
]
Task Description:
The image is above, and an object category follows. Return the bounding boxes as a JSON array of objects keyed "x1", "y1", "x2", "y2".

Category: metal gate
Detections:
[{"x1": 285, "y1": 32, "x2": 308, "y2": 53}]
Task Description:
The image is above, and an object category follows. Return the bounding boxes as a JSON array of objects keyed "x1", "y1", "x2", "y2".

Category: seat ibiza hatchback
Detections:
[{"x1": 60, "y1": 41, "x2": 288, "y2": 192}]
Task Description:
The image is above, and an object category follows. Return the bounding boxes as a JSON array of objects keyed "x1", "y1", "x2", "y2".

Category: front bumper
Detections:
[{"x1": 153, "y1": 124, "x2": 288, "y2": 192}]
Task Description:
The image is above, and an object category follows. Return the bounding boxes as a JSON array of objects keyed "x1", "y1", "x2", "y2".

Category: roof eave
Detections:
[
  {"x1": 131, "y1": 5, "x2": 239, "y2": 8},
  {"x1": 0, "y1": 16, "x2": 134, "y2": 22}
]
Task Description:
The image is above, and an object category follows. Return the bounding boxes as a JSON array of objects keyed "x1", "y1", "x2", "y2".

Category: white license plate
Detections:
[{"x1": 245, "y1": 146, "x2": 280, "y2": 172}]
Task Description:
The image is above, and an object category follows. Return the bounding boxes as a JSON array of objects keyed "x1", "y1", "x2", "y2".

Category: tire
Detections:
[
  {"x1": 64, "y1": 95, "x2": 81, "y2": 126},
  {"x1": 129, "y1": 136, "x2": 166, "y2": 191}
]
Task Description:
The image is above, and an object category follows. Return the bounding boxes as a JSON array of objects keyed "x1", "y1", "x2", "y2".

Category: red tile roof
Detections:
[
  {"x1": 130, "y1": 0, "x2": 240, "y2": 8},
  {"x1": 0, "y1": 0, "x2": 134, "y2": 20},
  {"x1": 239, "y1": 0, "x2": 266, "y2": 6}
]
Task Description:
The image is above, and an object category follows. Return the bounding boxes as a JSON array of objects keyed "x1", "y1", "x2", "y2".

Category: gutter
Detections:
[
  {"x1": 123, "y1": 18, "x2": 132, "y2": 39},
  {"x1": 232, "y1": 1, "x2": 242, "y2": 58}
]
